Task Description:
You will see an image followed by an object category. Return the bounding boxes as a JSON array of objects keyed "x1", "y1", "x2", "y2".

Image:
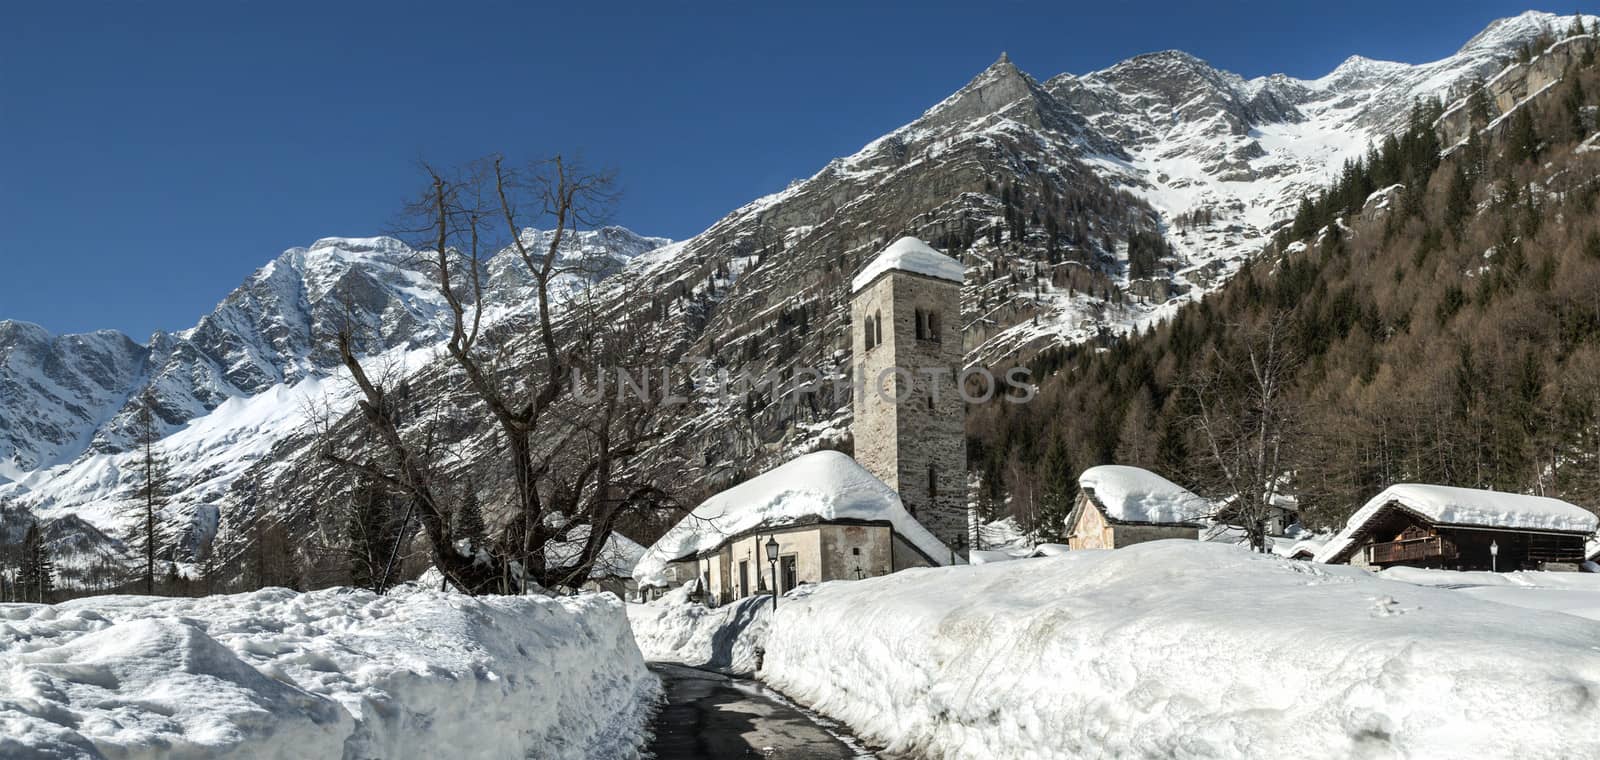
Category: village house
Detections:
[
  {"x1": 1066, "y1": 465, "x2": 1209, "y2": 550},
  {"x1": 1313, "y1": 484, "x2": 1599, "y2": 571},
  {"x1": 631, "y1": 237, "x2": 965, "y2": 602},
  {"x1": 630, "y1": 451, "x2": 949, "y2": 603}
]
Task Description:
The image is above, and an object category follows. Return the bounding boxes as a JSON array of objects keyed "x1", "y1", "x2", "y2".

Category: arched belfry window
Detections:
[
  {"x1": 873, "y1": 310, "x2": 883, "y2": 347},
  {"x1": 914, "y1": 308, "x2": 926, "y2": 340},
  {"x1": 864, "y1": 314, "x2": 876, "y2": 350},
  {"x1": 927, "y1": 310, "x2": 941, "y2": 342}
]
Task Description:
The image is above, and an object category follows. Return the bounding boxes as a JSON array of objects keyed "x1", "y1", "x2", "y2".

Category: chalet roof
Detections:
[
  {"x1": 850, "y1": 237, "x2": 965, "y2": 293},
  {"x1": 632, "y1": 451, "x2": 951, "y2": 587},
  {"x1": 1078, "y1": 465, "x2": 1208, "y2": 527},
  {"x1": 1315, "y1": 484, "x2": 1599, "y2": 563}
]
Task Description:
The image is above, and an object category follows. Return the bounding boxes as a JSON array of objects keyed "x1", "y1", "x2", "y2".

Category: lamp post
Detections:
[
  {"x1": 765, "y1": 536, "x2": 780, "y2": 611},
  {"x1": 1490, "y1": 539, "x2": 1499, "y2": 572}
]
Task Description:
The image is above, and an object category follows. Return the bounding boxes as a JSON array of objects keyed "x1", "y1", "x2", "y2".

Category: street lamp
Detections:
[
  {"x1": 765, "y1": 536, "x2": 780, "y2": 611},
  {"x1": 1490, "y1": 539, "x2": 1500, "y2": 572}
]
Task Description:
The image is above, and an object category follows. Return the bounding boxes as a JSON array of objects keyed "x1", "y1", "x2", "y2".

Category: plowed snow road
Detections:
[{"x1": 646, "y1": 663, "x2": 875, "y2": 759}]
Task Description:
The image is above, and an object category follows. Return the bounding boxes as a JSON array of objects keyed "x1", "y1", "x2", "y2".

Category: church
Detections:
[{"x1": 632, "y1": 237, "x2": 968, "y2": 601}]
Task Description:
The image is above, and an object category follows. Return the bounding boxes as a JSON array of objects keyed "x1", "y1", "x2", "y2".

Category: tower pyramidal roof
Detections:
[{"x1": 851, "y1": 237, "x2": 965, "y2": 293}]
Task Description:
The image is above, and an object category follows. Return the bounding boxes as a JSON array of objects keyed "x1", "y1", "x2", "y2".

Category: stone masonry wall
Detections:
[{"x1": 851, "y1": 269, "x2": 967, "y2": 555}]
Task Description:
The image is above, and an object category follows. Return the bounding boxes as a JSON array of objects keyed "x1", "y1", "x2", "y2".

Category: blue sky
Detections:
[{"x1": 0, "y1": 1, "x2": 1560, "y2": 337}]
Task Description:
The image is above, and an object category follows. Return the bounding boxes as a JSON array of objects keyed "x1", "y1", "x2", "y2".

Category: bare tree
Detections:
[
  {"x1": 1184, "y1": 313, "x2": 1300, "y2": 551},
  {"x1": 320, "y1": 155, "x2": 674, "y2": 594}
]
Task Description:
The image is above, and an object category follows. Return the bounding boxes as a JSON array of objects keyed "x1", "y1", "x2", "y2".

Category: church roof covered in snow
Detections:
[
  {"x1": 850, "y1": 237, "x2": 965, "y2": 293},
  {"x1": 632, "y1": 450, "x2": 952, "y2": 587},
  {"x1": 1077, "y1": 465, "x2": 1210, "y2": 526},
  {"x1": 1315, "y1": 484, "x2": 1600, "y2": 563}
]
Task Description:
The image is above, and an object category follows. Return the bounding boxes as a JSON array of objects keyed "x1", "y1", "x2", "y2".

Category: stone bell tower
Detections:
[{"x1": 850, "y1": 237, "x2": 967, "y2": 555}]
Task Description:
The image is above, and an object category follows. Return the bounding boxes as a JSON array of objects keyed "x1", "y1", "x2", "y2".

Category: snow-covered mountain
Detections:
[
  {"x1": 2, "y1": 10, "x2": 1589, "y2": 582},
  {"x1": 0, "y1": 228, "x2": 668, "y2": 577}
]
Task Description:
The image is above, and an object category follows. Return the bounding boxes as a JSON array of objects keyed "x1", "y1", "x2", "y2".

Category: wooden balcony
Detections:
[{"x1": 1367, "y1": 535, "x2": 1452, "y2": 565}]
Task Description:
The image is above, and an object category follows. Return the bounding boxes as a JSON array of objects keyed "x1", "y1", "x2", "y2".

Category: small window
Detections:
[
  {"x1": 873, "y1": 310, "x2": 883, "y2": 347},
  {"x1": 864, "y1": 316, "x2": 875, "y2": 350},
  {"x1": 928, "y1": 464, "x2": 938, "y2": 498},
  {"x1": 851, "y1": 547, "x2": 861, "y2": 556},
  {"x1": 927, "y1": 311, "x2": 941, "y2": 342},
  {"x1": 914, "y1": 308, "x2": 925, "y2": 340}
]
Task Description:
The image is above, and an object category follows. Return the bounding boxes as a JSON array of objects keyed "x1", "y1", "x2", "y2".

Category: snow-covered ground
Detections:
[
  {"x1": 0, "y1": 586, "x2": 659, "y2": 759},
  {"x1": 637, "y1": 541, "x2": 1600, "y2": 759},
  {"x1": 626, "y1": 584, "x2": 773, "y2": 676},
  {"x1": 1380, "y1": 565, "x2": 1600, "y2": 622}
]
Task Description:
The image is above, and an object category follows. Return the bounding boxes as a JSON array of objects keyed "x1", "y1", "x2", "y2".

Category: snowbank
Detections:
[
  {"x1": 850, "y1": 237, "x2": 964, "y2": 292},
  {"x1": 626, "y1": 584, "x2": 772, "y2": 675},
  {"x1": 1078, "y1": 464, "x2": 1209, "y2": 524},
  {"x1": 0, "y1": 587, "x2": 658, "y2": 759},
  {"x1": 633, "y1": 451, "x2": 949, "y2": 587},
  {"x1": 760, "y1": 541, "x2": 1600, "y2": 759},
  {"x1": 1316, "y1": 483, "x2": 1599, "y2": 563}
]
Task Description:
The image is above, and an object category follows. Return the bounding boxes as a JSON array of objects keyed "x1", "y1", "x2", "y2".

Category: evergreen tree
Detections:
[
  {"x1": 127, "y1": 393, "x2": 171, "y2": 594},
  {"x1": 19, "y1": 521, "x2": 54, "y2": 603},
  {"x1": 1505, "y1": 108, "x2": 1541, "y2": 165},
  {"x1": 345, "y1": 473, "x2": 394, "y2": 592},
  {"x1": 1443, "y1": 162, "x2": 1474, "y2": 235},
  {"x1": 455, "y1": 485, "x2": 488, "y2": 547},
  {"x1": 1467, "y1": 77, "x2": 1493, "y2": 125},
  {"x1": 1036, "y1": 439, "x2": 1076, "y2": 540}
]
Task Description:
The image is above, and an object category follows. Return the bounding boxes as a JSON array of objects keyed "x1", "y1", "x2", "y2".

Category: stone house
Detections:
[{"x1": 1066, "y1": 465, "x2": 1208, "y2": 550}]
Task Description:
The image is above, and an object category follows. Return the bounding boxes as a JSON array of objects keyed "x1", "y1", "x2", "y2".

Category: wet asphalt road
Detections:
[{"x1": 646, "y1": 663, "x2": 874, "y2": 759}]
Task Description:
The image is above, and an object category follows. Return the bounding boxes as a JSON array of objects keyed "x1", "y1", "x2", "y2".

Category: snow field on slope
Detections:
[
  {"x1": 756, "y1": 541, "x2": 1600, "y2": 760},
  {"x1": 0, "y1": 586, "x2": 659, "y2": 759}
]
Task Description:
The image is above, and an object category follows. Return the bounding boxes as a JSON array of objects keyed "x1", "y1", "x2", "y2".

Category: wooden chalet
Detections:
[{"x1": 1315, "y1": 484, "x2": 1598, "y2": 571}]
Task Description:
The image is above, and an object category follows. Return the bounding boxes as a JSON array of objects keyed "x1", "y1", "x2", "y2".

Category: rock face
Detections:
[
  {"x1": 0, "y1": 322, "x2": 148, "y2": 480},
  {"x1": 3, "y1": 12, "x2": 1593, "y2": 580},
  {"x1": 1437, "y1": 35, "x2": 1600, "y2": 148}
]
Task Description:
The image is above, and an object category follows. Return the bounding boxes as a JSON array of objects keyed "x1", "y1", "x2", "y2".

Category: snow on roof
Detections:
[
  {"x1": 544, "y1": 526, "x2": 648, "y2": 580},
  {"x1": 1315, "y1": 484, "x2": 1600, "y2": 563},
  {"x1": 632, "y1": 451, "x2": 951, "y2": 587},
  {"x1": 850, "y1": 237, "x2": 965, "y2": 293},
  {"x1": 1078, "y1": 465, "x2": 1209, "y2": 525}
]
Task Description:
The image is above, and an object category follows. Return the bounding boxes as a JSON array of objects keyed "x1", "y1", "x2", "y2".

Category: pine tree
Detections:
[
  {"x1": 455, "y1": 485, "x2": 487, "y2": 548},
  {"x1": 127, "y1": 394, "x2": 171, "y2": 594},
  {"x1": 1571, "y1": 12, "x2": 1588, "y2": 38},
  {"x1": 345, "y1": 473, "x2": 393, "y2": 592},
  {"x1": 1468, "y1": 77, "x2": 1493, "y2": 125},
  {"x1": 1505, "y1": 108, "x2": 1541, "y2": 165},
  {"x1": 19, "y1": 521, "x2": 54, "y2": 603}
]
